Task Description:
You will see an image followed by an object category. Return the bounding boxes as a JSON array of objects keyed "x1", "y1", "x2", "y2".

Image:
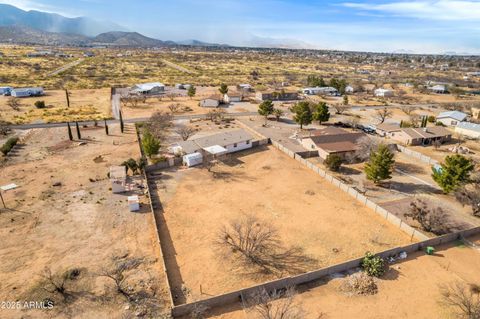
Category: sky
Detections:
[{"x1": 3, "y1": 0, "x2": 480, "y2": 54}]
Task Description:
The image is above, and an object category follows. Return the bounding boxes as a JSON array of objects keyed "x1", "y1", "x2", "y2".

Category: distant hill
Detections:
[
  {"x1": 92, "y1": 31, "x2": 175, "y2": 47},
  {"x1": 0, "y1": 25, "x2": 90, "y2": 46},
  {"x1": 176, "y1": 39, "x2": 229, "y2": 47}
]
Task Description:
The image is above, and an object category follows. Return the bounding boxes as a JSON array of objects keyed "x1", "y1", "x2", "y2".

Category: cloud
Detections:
[
  {"x1": 342, "y1": 0, "x2": 480, "y2": 20},
  {"x1": 0, "y1": 0, "x2": 79, "y2": 17}
]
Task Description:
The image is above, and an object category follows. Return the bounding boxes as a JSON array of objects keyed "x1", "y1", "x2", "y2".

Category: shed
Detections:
[
  {"x1": 110, "y1": 166, "x2": 127, "y2": 193},
  {"x1": 183, "y1": 152, "x2": 203, "y2": 167},
  {"x1": 128, "y1": 195, "x2": 140, "y2": 212}
]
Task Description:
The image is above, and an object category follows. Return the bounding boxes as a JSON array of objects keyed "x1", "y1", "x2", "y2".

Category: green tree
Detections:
[
  {"x1": 187, "y1": 85, "x2": 196, "y2": 99},
  {"x1": 122, "y1": 158, "x2": 138, "y2": 175},
  {"x1": 343, "y1": 95, "x2": 349, "y2": 106},
  {"x1": 364, "y1": 144, "x2": 395, "y2": 184},
  {"x1": 312, "y1": 102, "x2": 330, "y2": 125},
  {"x1": 324, "y1": 154, "x2": 342, "y2": 172},
  {"x1": 142, "y1": 130, "x2": 160, "y2": 158},
  {"x1": 258, "y1": 100, "x2": 274, "y2": 123},
  {"x1": 219, "y1": 83, "x2": 229, "y2": 95},
  {"x1": 361, "y1": 252, "x2": 385, "y2": 277},
  {"x1": 432, "y1": 155, "x2": 474, "y2": 193},
  {"x1": 273, "y1": 108, "x2": 284, "y2": 121},
  {"x1": 291, "y1": 101, "x2": 312, "y2": 129},
  {"x1": 34, "y1": 100, "x2": 46, "y2": 109}
]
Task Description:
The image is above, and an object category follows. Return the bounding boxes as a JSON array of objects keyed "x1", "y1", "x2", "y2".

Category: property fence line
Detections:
[
  {"x1": 396, "y1": 144, "x2": 439, "y2": 165},
  {"x1": 171, "y1": 226, "x2": 480, "y2": 317},
  {"x1": 269, "y1": 140, "x2": 429, "y2": 242}
]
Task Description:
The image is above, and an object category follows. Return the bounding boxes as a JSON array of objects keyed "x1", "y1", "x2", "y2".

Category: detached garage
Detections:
[{"x1": 183, "y1": 152, "x2": 203, "y2": 167}]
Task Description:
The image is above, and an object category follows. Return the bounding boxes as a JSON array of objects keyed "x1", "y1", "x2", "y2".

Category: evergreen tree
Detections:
[
  {"x1": 343, "y1": 95, "x2": 349, "y2": 105},
  {"x1": 67, "y1": 122, "x2": 73, "y2": 141},
  {"x1": 219, "y1": 83, "x2": 229, "y2": 95},
  {"x1": 258, "y1": 100, "x2": 274, "y2": 123},
  {"x1": 142, "y1": 130, "x2": 160, "y2": 158},
  {"x1": 365, "y1": 144, "x2": 395, "y2": 184},
  {"x1": 432, "y1": 155, "x2": 474, "y2": 193},
  {"x1": 291, "y1": 101, "x2": 312, "y2": 129},
  {"x1": 312, "y1": 102, "x2": 330, "y2": 125},
  {"x1": 75, "y1": 121, "x2": 81, "y2": 140},
  {"x1": 187, "y1": 85, "x2": 196, "y2": 99}
]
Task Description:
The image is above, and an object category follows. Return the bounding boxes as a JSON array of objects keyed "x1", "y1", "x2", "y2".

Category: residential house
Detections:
[
  {"x1": 200, "y1": 95, "x2": 221, "y2": 107},
  {"x1": 302, "y1": 87, "x2": 339, "y2": 96},
  {"x1": 256, "y1": 91, "x2": 298, "y2": 101},
  {"x1": 455, "y1": 122, "x2": 480, "y2": 139},
  {"x1": 436, "y1": 111, "x2": 468, "y2": 126},
  {"x1": 171, "y1": 129, "x2": 254, "y2": 157},
  {"x1": 388, "y1": 127, "x2": 452, "y2": 146},
  {"x1": 131, "y1": 82, "x2": 165, "y2": 95},
  {"x1": 428, "y1": 85, "x2": 447, "y2": 94},
  {"x1": 11, "y1": 87, "x2": 44, "y2": 97},
  {"x1": 375, "y1": 123, "x2": 401, "y2": 137},
  {"x1": 374, "y1": 88, "x2": 394, "y2": 97},
  {"x1": 224, "y1": 91, "x2": 242, "y2": 103},
  {"x1": 83, "y1": 51, "x2": 95, "y2": 57},
  {"x1": 300, "y1": 127, "x2": 367, "y2": 161}
]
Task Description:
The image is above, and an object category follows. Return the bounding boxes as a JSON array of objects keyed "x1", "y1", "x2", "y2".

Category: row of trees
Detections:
[
  {"x1": 258, "y1": 101, "x2": 331, "y2": 129},
  {"x1": 306, "y1": 76, "x2": 348, "y2": 95}
]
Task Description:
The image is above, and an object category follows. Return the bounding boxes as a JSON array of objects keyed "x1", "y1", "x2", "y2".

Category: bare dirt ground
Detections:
[
  {"x1": 0, "y1": 124, "x2": 170, "y2": 318},
  {"x1": 153, "y1": 145, "x2": 412, "y2": 304},
  {"x1": 0, "y1": 88, "x2": 111, "y2": 124},
  {"x1": 204, "y1": 234, "x2": 480, "y2": 319},
  {"x1": 409, "y1": 138, "x2": 480, "y2": 163}
]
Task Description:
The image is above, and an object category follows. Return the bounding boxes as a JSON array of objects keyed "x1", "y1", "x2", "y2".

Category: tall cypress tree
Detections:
[
  {"x1": 67, "y1": 122, "x2": 73, "y2": 141},
  {"x1": 75, "y1": 121, "x2": 81, "y2": 140}
]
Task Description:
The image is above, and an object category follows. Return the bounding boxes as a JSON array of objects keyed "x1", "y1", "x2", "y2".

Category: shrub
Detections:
[
  {"x1": 34, "y1": 100, "x2": 46, "y2": 109},
  {"x1": 361, "y1": 252, "x2": 385, "y2": 277},
  {"x1": 142, "y1": 130, "x2": 160, "y2": 158},
  {"x1": 1, "y1": 137, "x2": 19, "y2": 155},
  {"x1": 341, "y1": 272, "x2": 378, "y2": 296},
  {"x1": 427, "y1": 115, "x2": 436, "y2": 123},
  {"x1": 324, "y1": 154, "x2": 343, "y2": 171}
]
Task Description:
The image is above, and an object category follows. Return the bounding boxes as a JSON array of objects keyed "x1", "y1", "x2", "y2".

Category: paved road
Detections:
[
  {"x1": 8, "y1": 112, "x2": 259, "y2": 130},
  {"x1": 47, "y1": 58, "x2": 84, "y2": 76},
  {"x1": 349, "y1": 103, "x2": 436, "y2": 110}
]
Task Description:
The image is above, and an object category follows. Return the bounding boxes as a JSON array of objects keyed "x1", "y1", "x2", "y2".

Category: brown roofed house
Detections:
[{"x1": 389, "y1": 126, "x2": 452, "y2": 146}]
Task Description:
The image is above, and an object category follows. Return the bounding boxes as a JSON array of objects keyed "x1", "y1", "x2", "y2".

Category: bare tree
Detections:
[
  {"x1": 176, "y1": 125, "x2": 197, "y2": 141},
  {"x1": 440, "y1": 282, "x2": 480, "y2": 319},
  {"x1": 166, "y1": 92, "x2": 177, "y2": 101},
  {"x1": 144, "y1": 111, "x2": 173, "y2": 140},
  {"x1": 216, "y1": 215, "x2": 317, "y2": 276},
  {"x1": 98, "y1": 257, "x2": 144, "y2": 301},
  {"x1": 0, "y1": 120, "x2": 11, "y2": 136},
  {"x1": 206, "y1": 109, "x2": 226, "y2": 122},
  {"x1": 352, "y1": 136, "x2": 380, "y2": 162},
  {"x1": 243, "y1": 287, "x2": 306, "y2": 319},
  {"x1": 334, "y1": 104, "x2": 349, "y2": 115},
  {"x1": 405, "y1": 199, "x2": 450, "y2": 235},
  {"x1": 374, "y1": 107, "x2": 392, "y2": 124},
  {"x1": 7, "y1": 97, "x2": 20, "y2": 111},
  {"x1": 400, "y1": 105, "x2": 413, "y2": 116},
  {"x1": 40, "y1": 267, "x2": 77, "y2": 301},
  {"x1": 168, "y1": 103, "x2": 181, "y2": 114},
  {"x1": 455, "y1": 178, "x2": 480, "y2": 217}
]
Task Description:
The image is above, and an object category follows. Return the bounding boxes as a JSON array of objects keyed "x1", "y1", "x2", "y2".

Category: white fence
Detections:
[{"x1": 396, "y1": 145, "x2": 439, "y2": 165}]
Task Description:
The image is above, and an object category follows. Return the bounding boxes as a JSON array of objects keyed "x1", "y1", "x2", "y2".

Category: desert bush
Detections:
[
  {"x1": 441, "y1": 282, "x2": 480, "y2": 319},
  {"x1": 34, "y1": 100, "x2": 46, "y2": 109},
  {"x1": 361, "y1": 252, "x2": 385, "y2": 277},
  {"x1": 405, "y1": 199, "x2": 451, "y2": 235},
  {"x1": 324, "y1": 154, "x2": 343, "y2": 171},
  {"x1": 1, "y1": 137, "x2": 19, "y2": 155},
  {"x1": 243, "y1": 286, "x2": 306, "y2": 319},
  {"x1": 341, "y1": 272, "x2": 378, "y2": 296}
]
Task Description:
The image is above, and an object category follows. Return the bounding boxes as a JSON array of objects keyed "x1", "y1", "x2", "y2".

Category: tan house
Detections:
[
  {"x1": 388, "y1": 127, "x2": 452, "y2": 146},
  {"x1": 200, "y1": 95, "x2": 221, "y2": 107},
  {"x1": 375, "y1": 123, "x2": 401, "y2": 137},
  {"x1": 300, "y1": 127, "x2": 366, "y2": 160}
]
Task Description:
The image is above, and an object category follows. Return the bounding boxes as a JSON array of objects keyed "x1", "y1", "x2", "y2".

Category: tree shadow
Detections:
[
  {"x1": 388, "y1": 181, "x2": 440, "y2": 195},
  {"x1": 395, "y1": 161, "x2": 426, "y2": 174}
]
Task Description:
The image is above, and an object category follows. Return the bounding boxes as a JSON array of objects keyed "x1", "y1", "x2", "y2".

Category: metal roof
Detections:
[
  {"x1": 456, "y1": 122, "x2": 480, "y2": 133},
  {"x1": 437, "y1": 111, "x2": 467, "y2": 121},
  {"x1": 133, "y1": 82, "x2": 164, "y2": 91}
]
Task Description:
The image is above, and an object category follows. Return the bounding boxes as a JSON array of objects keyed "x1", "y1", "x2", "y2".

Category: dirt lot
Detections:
[
  {"x1": 153, "y1": 145, "x2": 412, "y2": 304},
  {"x1": 0, "y1": 88, "x2": 111, "y2": 124},
  {"x1": 204, "y1": 235, "x2": 480, "y2": 319},
  {"x1": 0, "y1": 125, "x2": 170, "y2": 318}
]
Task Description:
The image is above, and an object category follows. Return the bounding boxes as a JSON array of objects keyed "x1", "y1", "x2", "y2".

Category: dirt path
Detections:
[
  {"x1": 161, "y1": 58, "x2": 196, "y2": 74},
  {"x1": 47, "y1": 58, "x2": 85, "y2": 76}
]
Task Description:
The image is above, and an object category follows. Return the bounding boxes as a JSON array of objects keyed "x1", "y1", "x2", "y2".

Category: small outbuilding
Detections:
[
  {"x1": 110, "y1": 166, "x2": 127, "y2": 193},
  {"x1": 183, "y1": 152, "x2": 203, "y2": 167},
  {"x1": 128, "y1": 195, "x2": 140, "y2": 212},
  {"x1": 374, "y1": 88, "x2": 394, "y2": 97},
  {"x1": 11, "y1": 87, "x2": 44, "y2": 97},
  {"x1": 200, "y1": 96, "x2": 221, "y2": 108}
]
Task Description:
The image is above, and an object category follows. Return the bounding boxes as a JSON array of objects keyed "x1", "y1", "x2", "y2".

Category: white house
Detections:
[
  {"x1": 455, "y1": 122, "x2": 480, "y2": 139},
  {"x1": 131, "y1": 82, "x2": 165, "y2": 95},
  {"x1": 183, "y1": 152, "x2": 203, "y2": 167},
  {"x1": 436, "y1": 111, "x2": 468, "y2": 127},
  {"x1": 11, "y1": 87, "x2": 44, "y2": 97},
  {"x1": 200, "y1": 96, "x2": 221, "y2": 107},
  {"x1": 428, "y1": 85, "x2": 447, "y2": 94},
  {"x1": 303, "y1": 87, "x2": 339, "y2": 96},
  {"x1": 374, "y1": 88, "x2": 394, "y2": 97},
  {"x1": 224, "y1": 92, "x2": 242, "y2": 103}
]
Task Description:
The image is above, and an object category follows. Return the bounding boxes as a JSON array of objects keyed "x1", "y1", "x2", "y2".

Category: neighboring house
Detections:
[
  {"x1": 171, "y1": 129, "x2": 254, "y2": 156},
  {"x1": 455, "y1": 122, "x2": 480, "y2": 139},
  {"x1": 436, "y1": 111, "x2": 468, "y2": 126},
  {"x1": 26, "y1": 50, "x2": 54, "y2": 57},
  {"x1": 472, "y1": 106, "x2": 480, "y2": 120},
  {"x1": 200, "y1": 96, "x2": 221, "y2": 107},
  {"x1": 224, "y1": 91, "x2": 242, "y2": 103},
  {"x1": 388, "y1": 127, "x2": 452, "y2": 146},
  {"x1": 10, "y1": 87, "x2": 44, "y2": 97},
  {"x1": 375, "y1": 123, "x2": 401, "y2": 137},
  {"x1": 302, "y1": 87, "x2": 339, "y2": 96},
  {"x1": 374, "y1": 88, "x2": 394, "y2": 97},
  {"x1": 428, "y1": 85, "x2": 447, "y2": 94},
  {"x1": 131, "y1": 82, "x2": 165, "y2": 95},
  {"x1": 0, "y1": 87, "x2": 12, "y2": 96},
  {"x1": 256, "y1": 91, "x2": 298, "y2": 101},
  {"x1": 300, "y1": 127, "x2": 367, "y2": 161},
  {"x1": 83, "y1": 51, "x2": 95, "y2": 57}
]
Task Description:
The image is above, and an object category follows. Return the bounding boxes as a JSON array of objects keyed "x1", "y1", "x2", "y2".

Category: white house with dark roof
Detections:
[
  {"x1": 131, "y1": 82, "x2": 165, "y2": 95},
  {"x1": 436, "y1": 111, "x2": 468, "y2": 126}
]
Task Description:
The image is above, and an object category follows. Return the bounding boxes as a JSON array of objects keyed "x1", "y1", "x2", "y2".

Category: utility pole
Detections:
[{"x1": 0, "y1": 190, "x2": 6, "y2": 209}]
